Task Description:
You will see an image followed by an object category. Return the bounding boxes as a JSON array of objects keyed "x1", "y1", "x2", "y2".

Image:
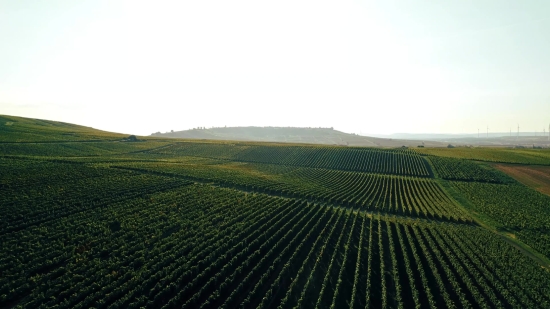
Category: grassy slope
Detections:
[
  {"x1": 0, "y1": 115, "x2": 182, "y2": 158},
  {"x1": 0, "y1": 115, "x2": 127, "y2": 142}
]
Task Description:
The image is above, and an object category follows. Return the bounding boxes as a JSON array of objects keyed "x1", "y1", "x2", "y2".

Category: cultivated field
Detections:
[
  {"x1": 493, "y1": 164, "x2": 550, "y2": 196},
  {"x1": 415, "y1": 147, "x2": 550, "y2": 165},
  {"x1": 2, "y1": 115, "x2": 550, "y2": 308}
]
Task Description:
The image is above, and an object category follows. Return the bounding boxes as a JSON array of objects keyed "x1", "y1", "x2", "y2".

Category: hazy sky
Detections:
[{"x1": 1, "y1": 0, "x2": 549, "y2": 135}]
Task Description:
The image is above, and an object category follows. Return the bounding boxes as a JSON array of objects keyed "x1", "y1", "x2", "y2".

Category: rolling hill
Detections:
[
  {"x1": 3, "y1": 115, "x2": 550, "y2": 308},
  {"x1": 0, "y1": 115, "x2": 124, "y2": 142},
  {"x1": 151, "y1": 126, "x2": 448, "y2": 147}
]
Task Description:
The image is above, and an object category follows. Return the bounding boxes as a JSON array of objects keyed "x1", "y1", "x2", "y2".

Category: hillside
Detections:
[
  {"x1": 0, "y1": 114, "x2": 125, "y2": 142},
  {"x1": 2, "y1": 116, "x2": 550, "y2": 308},
  {"x1": 151, "y1": 126, "x2": 448, "y2": 147}
]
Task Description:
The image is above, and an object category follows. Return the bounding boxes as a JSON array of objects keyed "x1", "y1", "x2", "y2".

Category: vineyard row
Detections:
[
  {"x1": 145, "y1": 143, "x2": 433, "y2": 177},
  {"x1": 3, "y1": 186, "x2": 549, "y2": 308},
  {"x1": 111, "y1": 162, "x2": 470, "y2": 222}
]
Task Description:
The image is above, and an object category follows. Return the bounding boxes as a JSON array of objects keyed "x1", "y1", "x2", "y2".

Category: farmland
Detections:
[
  {"x1": 493, "y1": 164, "x2": 550, "y2": 196},
  {"x1": 415, "y1": 147, "x2": 550, "y2": 165},
  {"x1": 2, "y1": 116, "x2": 550, "y2": 308}
]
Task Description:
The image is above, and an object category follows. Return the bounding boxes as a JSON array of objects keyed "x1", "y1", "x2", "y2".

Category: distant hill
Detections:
[
  {"x1": 372, "y1": 132, "x2": 550, "y2": 148},
  {"x1": 0, "y1": 115, "x2": 463, "y2": 147},
  {"x1": 151, "y1": 126, "x2": 448, "y2": 147}
]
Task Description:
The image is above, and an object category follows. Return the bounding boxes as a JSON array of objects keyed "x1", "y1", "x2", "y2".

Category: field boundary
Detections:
[
  {"x1": 415, "y1": 150, "x2": 550, "y2": 167},
  {"x1": 436, "y1": 178, "x2": 550, "y2": 270},
  {"x1": 110, "y1": 165, "x2": 474, "y2": 226}
]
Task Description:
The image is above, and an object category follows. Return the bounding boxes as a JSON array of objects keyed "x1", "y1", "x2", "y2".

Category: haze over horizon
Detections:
[{"x1": 1, "y1": 0, "x2": 549, "y2": 136}]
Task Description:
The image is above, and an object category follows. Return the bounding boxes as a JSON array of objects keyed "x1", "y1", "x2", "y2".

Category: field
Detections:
[
  {"x1": 493, "y1": 164, "x2": 550, "y2": 196},
  {"x1": 415, "y1": 147, "x2": 550, "y2": 165},
  {"x1": 2, "y1": 115, "x2": 550, "y2": 308}
]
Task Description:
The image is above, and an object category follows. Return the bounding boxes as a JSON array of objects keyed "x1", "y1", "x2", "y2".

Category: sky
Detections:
[{"x1": 1, "y1": 0, "x2": 550, "y2": 136}]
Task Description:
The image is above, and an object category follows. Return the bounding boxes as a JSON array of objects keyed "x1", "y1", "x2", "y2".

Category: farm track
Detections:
[
  {"x1": 485, "y1": 222, "x2": 550, "y2": 270},
  {"x1": 424, "y1": 156, "x2": 550, "y2": 269},
  {"x1": 436, "y1": 178, "x2": 550, "y2": 270}
]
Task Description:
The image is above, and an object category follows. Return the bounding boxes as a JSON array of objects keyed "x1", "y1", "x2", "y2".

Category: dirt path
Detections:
[
  {"x1": 436, "y1": 178, "x2": 550, "y2": 270},
  {"x1": 466, "y1": 216, "x2": 550, "y2": 269}
]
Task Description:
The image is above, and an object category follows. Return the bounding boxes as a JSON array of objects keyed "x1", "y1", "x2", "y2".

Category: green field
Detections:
[
  {"x1": 415, "y1": 147, "x2": 550, "y2": 165},
  {"x1": 2, "y1": 115, "x2": 550, "y2": 308}
]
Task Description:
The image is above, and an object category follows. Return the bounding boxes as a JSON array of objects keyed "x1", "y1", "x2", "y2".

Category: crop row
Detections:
[
  {"x1": 451, "y1": 181, "x2": 550, "y2": 259},
  {"x1": 427, "y1": 156, "x2": 512, "y2": 183},
  {"x1": 3, "y1": 185, "x2": 550, "y2": 308},
  {"x1": 0, "y1": 160, "x2": 191, "y2": 234},
  {"x1": 112, "y1": 161, "x2": 469, "y2": 222},
  {"x1": 0, "y1": 184, "x2": 295, "y2": 307},
  {"x1": 147, "y1": 143, "x2": 432, "y2": 177},
  {"x1": 0, "y1": 141, "x2": 172, "y2": 157},
  {"x1": 0, "y1": 158, "x2": 109, "y2": 189}
]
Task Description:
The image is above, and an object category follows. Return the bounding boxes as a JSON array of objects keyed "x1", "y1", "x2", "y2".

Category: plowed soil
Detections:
[{"x1": 494, "y1": 164, "x2": 550, "y2": 196}]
